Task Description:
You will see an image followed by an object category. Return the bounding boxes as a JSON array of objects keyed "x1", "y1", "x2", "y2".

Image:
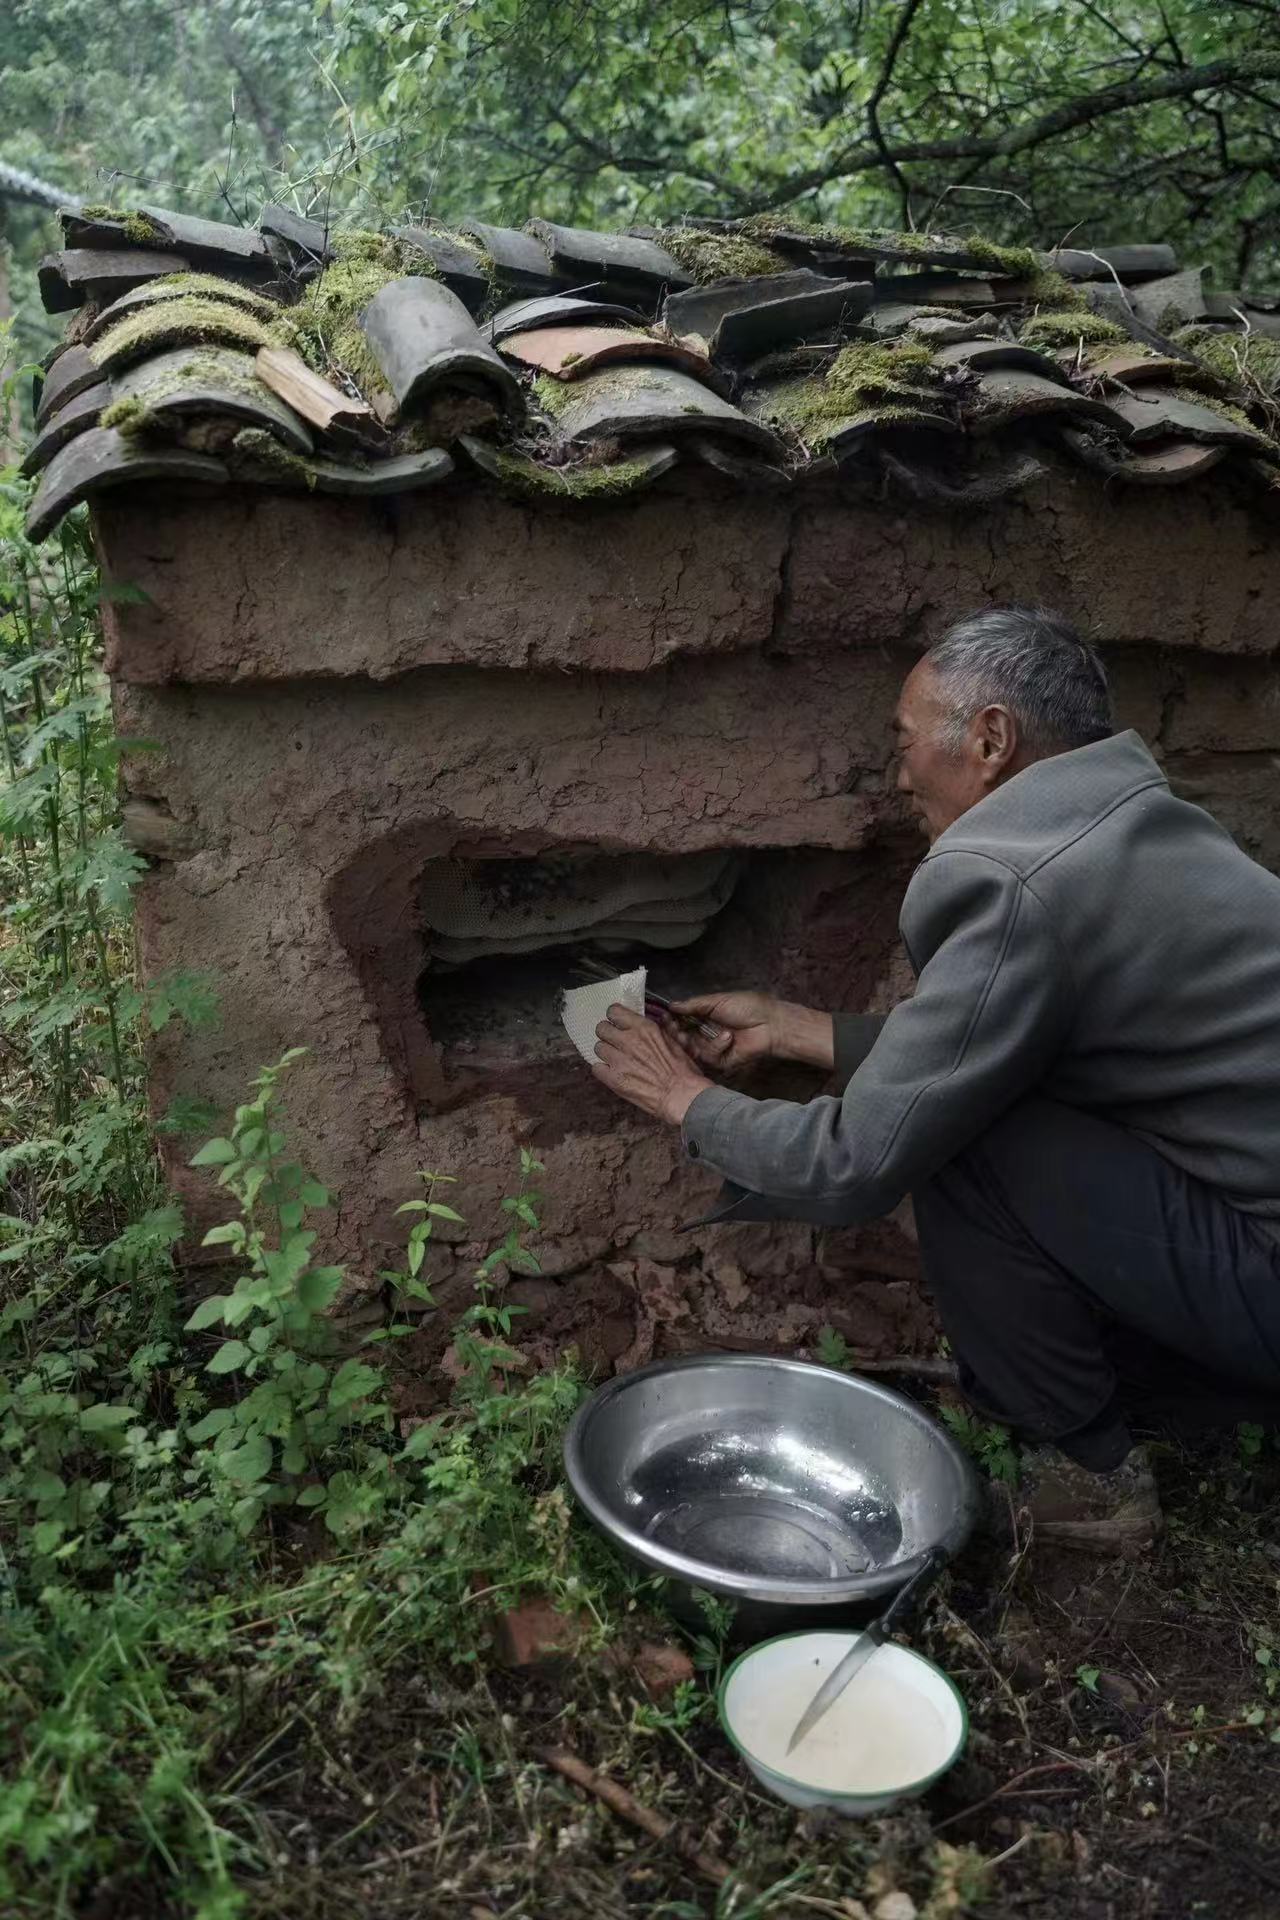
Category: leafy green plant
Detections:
[
  {"x1": 940, "y1": 1405, "x2": 1021, "y2": 1485},
  {"x1": 183, "y1": 1049, "x2": 393, "y2": 1542},
  {"x1": 814, "y1": 1323, "x2": 852, "y2": 1369}
]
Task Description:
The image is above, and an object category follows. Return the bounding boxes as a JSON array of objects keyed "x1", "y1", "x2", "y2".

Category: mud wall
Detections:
[{"x1": 97, "y1": 460, "x2": 1280, "y2": 1374}]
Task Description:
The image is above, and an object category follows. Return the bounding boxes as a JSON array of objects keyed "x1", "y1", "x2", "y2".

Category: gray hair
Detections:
[{"x1": 925, "y1": 606, "x2": 1113, "y2": 756}]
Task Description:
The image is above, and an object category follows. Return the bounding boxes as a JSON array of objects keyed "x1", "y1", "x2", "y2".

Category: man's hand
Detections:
[
  {"x1": 593, "y1": 1005, "x2": 713, "y2": 1126},
  {"x1": 666, "y1": 992, "x2": 836, "y2": 1074},
  {"x1": 665, "y1": 990, "x2": 779, "y2": 1074}
]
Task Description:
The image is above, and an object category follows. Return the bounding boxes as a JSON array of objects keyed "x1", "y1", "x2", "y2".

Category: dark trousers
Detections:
[{"x1": 912, "y1": 1097, "x2": 1280, "y2": 1470}]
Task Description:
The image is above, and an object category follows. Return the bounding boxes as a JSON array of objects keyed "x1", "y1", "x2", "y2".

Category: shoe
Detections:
[
  {"x1": 1019, "y1": 1444, "x2": 1163, "y2": 1552},
  {"x1": 996, "y1": 1444, "x2": 1164, "y2": 1553}
]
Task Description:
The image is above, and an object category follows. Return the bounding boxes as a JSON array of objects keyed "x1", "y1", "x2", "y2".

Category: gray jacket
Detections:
[{"x1": 682, "y1": 730, "x2": 1280, "y2": 1240}]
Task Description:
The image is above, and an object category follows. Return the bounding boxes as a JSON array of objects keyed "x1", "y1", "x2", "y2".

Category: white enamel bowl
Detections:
[{"x1": 718, "y1": 1630, "x2": 967, "y2": 1816}]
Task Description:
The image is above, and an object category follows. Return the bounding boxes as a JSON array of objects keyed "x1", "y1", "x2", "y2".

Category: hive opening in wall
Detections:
[{"x1": 416, "y1": 842, "x2": 909, "y2": 1110}]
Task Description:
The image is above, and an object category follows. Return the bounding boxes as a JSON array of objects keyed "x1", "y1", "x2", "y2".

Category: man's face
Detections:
[{"x1": 893, "y1": 660, "x2": 1001, "y2": 842}]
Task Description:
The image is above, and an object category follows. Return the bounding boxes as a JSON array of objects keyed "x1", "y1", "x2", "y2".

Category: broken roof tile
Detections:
[
  {"x1": 458, "y1": 434, "x2": 678, "y2": 498},
  {"x1": 500, "y1": 323, "x2": 714, "y2": 383},
  {"x1": 690, "y1": 435, "x2": 793, "y2": 490},
  {"x1": 21, "y1": 382, "x2": 107, "y2": 476},
  {"x1": 20, "y1": 200, "x2": 1280, "y2": 539},
  {"x1": 1106, "y1": 385, "x2": 1274, "y2": 451},
  {"x1": 930, "y1": 338, "x2": 1068, "y2": 380},
  {"x1": 82, "y1": 273, "x2": 281, "y2": 344},
  {"x1": 456, "y1": 220, "x2": 561, "y2": 297},
  {"x1": 664, "y1": 270, "x2": 872, "y2": 357},
  {"x1": 537, "y1": 362, "x2": 782, "y2": 458},
  {"x1": 62, "y1": 205, "x2": 272, "y2": 272},
  {"x1": 89, "y1": 294, "x2": 279, "y2": 374},
  {"x1": 1067, "y1": 346, "x2": 1186, "y2": 385},
  {"x1": 35, "y1": 344, "x2": 102, "y2": 428},
  {"x1": 26, "y1": 427, "x2": 227, "y2": 543},
  {"x1": 485, "y1": 293, "x2": 645, "y2": 342},
  {"x1": 231, "y1": 430, "x2": 454, "y2": 495},
  {"x1": 254, "y1": 346, "x2": 385, "y2": 451},
  {"x1": 395, "y1": 225, "x2": 492, "y2": 311},
  {"x1": 873, "y1": 272, "x2": 998, "y2": 308},
  {"x1": 39, "y1": 247, "x2": 192, "y2": 314},
  {"x1": 359, "y1": 278, "x2": 523, "y2": 419},
  {"x1": 108, "y1": 346, "x2": 314, "y2": 454},
  {"x1": 526, "y1": 220, "x2": 692, "y2": 297},
  {"x1": 1061, "y1": 427, "x2": 1228, "y2": 485},
  {"x1": 965, "y1": 367, "x2": 1126, "y2": 434},
  {"x1": 1129, "y1": 268, "x2": 1208, "y2": 332},
  {"x1": 1039, "y1": 243, "x2": 1177, "y2": 282},
  {"x1": 259, "y1": 204, "x2": 335, "y2": 266}
]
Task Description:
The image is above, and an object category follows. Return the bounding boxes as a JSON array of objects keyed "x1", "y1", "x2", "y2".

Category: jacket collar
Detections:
[{"x1": 929, "y1": 730, "x2": 1167, "y2": 860}]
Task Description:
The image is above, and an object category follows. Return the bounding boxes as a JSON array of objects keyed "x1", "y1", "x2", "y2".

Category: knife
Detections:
[{"x1": 786, "y1": 1549, "x2": 946, "y2": 1755}]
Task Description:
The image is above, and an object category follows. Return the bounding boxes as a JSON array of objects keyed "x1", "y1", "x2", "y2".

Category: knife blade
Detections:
[{"x1": 785, "y1": 1548, "x2": 945, "y2": 1755}]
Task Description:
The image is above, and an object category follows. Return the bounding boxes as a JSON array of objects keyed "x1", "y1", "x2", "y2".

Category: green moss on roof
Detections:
[
  {"x1": 99, "y1": 394, "x2": 156, "y2": 436},
  {"x1": 1020, "y1": 311, "x2": 1127, "y2": 349},
  {"x1": 89, "y1": 295, "x2": 286, "y2": 371},
  {"x1": 485, "y1": 446, "x2": 664, "y2": 498},
  {"x1": 290, "y1": 236, "x2": 443, "y2": 397},
  {"x1": 77, "y1": 204, "x2": 170, "y2": 246},
  {"x1": 231, "y1": 426, "x2": 320, "y2": 488},
  {"x1": 755, "y1": 338, "x2": 944, "y2": 449},
  {"x1": 1174, "y1": 326, "x2": 1280, "y2": 396},
  {"x1": 532, "y1": 371, "x2": 574, "y2": 417},
  {"x1": 146, "y1": 271, "x2": 280, "y2": 317},
  {"x1": 657, "y1": 228, "x2": 792, "y2": 282}
]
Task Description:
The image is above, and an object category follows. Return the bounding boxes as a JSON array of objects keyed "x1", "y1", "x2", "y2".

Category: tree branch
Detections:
[
  {"x1": 866, "y1": 0, "x2": 927, "y2": 223},
  {"x1": 756, "y1": 49, "x2": 1280, "y2": 210}
]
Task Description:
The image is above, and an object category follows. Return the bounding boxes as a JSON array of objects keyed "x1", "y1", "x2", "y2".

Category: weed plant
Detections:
[{"x1": 0, "y1": 357, "x2": 651, "y2": 1918}]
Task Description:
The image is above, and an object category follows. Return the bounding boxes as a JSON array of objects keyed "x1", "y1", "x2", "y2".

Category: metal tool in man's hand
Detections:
[
  {"x1": 786, "y1": 1549, "x2": 947, "y2": 1754},
  {"x1": 571, "y1": 956, "x2": 725, "y2": 1044}
]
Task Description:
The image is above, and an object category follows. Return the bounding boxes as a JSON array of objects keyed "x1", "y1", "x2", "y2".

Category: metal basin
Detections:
[{"x1": 564, "y1": 1354, "x2": 978, "y2": 1628}]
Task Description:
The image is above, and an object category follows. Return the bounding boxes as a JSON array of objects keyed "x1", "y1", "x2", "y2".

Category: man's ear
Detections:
[{"x1": 976, "y1": 704, "x2": 1018, "y2": 774}]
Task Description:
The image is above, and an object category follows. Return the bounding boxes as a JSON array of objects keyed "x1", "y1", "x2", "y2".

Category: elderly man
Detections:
[{"x1": 593, "y1": 606, "x2": 1280, "y2": 1551}]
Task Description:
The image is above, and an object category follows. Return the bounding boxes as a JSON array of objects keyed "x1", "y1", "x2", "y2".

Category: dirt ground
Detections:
[{"x1": 215, "y1": 1407, "x2": 1280, "y2": 1920}]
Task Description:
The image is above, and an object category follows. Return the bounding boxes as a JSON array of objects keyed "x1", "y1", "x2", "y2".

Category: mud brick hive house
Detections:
[{"x1": 25, "y1": 201, "x2": 1280, "y2": 1372}]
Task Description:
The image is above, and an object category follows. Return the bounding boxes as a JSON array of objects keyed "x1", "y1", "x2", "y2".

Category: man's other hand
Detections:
[
  {"x1": 593, "y1": 1005, "x2": 713, "y2": 1126},
  {"x1": 666, "y1": 991, "x2": 779, "y2": 1074}
]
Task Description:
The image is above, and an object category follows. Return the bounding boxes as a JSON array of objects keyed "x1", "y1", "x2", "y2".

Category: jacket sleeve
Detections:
[
  {"x1": 832, "y1": 1012, "x2": 887, "y2": 1090},
  {"x1": 681, "y1": 851, "x2": 1074, "y2": 1223}
]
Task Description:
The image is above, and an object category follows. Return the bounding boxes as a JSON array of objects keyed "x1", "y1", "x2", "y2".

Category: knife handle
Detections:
[{"x1": 877, "y1": 1547, "x2": 946, "y2": 1641}]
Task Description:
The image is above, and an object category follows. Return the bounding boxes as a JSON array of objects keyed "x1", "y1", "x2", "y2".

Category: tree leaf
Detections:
[
  {"x1": 191, "y1": 1137, "x2": 237, "y2": 1167},
  {"x1": 184, "y1": 1293, "x2": 229, "y2": 1331},
  {"x1": 220, "y1": 1434, "x2": 273, "y2": 1485},
  {"x1": 207, "y1": 1340, "x2": 251, "y2": 1375},
  {"x1": 187, "y1": 1406, "x2": 236, "y2": 1441},
  {"x1": 79, "y1": 1403, "x2": 135, "y2": 1431}
]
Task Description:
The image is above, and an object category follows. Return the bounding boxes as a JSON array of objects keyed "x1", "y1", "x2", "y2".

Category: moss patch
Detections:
[
  {"x1": 98, "y1": 395, "x2": 156, "y2": 437},
  {"x1": 144, "y1": 272, "x2": 281, "y2": 318},
  {"x1": 657, "y1": 228, "x2": 791, "y2": 282},
  {"x1": 532, "y1": 372, "x2": 575, "y2": 418},
  {"x1": 289, "y1": 234, "x2": 440, "y2": 397},
  {"x1": 1174, "y1": 326, "x2": 1280, "y2": 396},
  {"x1": 89, "y1": 296, "x2": 283, "y2": 372},
  {"x1": 485, "y1": 445, "x2": 667, "y2": 498},
  {"x1": 77, "y1": 204, "x2": 170, "y2": 246},
  {"x1": 1020, "y1": 310, "x2": 1127, "y2": 349},
  {"x1": 231, "y1": 426, "x2": 320, "y2": 488},
  {"x1": 755, "y1": 338, "x2": 944, "y2": 449}
]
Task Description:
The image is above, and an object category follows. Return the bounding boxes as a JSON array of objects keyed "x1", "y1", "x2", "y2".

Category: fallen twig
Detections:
[
  {"x1": 853, "y1": 1354, "x2": 960, "y2": 1384},
  {"x1": 538, "y1": 1745, "x2": 733, "y2": 1886}
]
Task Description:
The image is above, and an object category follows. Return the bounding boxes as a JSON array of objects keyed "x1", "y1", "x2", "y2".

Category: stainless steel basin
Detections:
[{"x1": 564, "y1": 1354, "x2": 978, "y2": 1623}]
